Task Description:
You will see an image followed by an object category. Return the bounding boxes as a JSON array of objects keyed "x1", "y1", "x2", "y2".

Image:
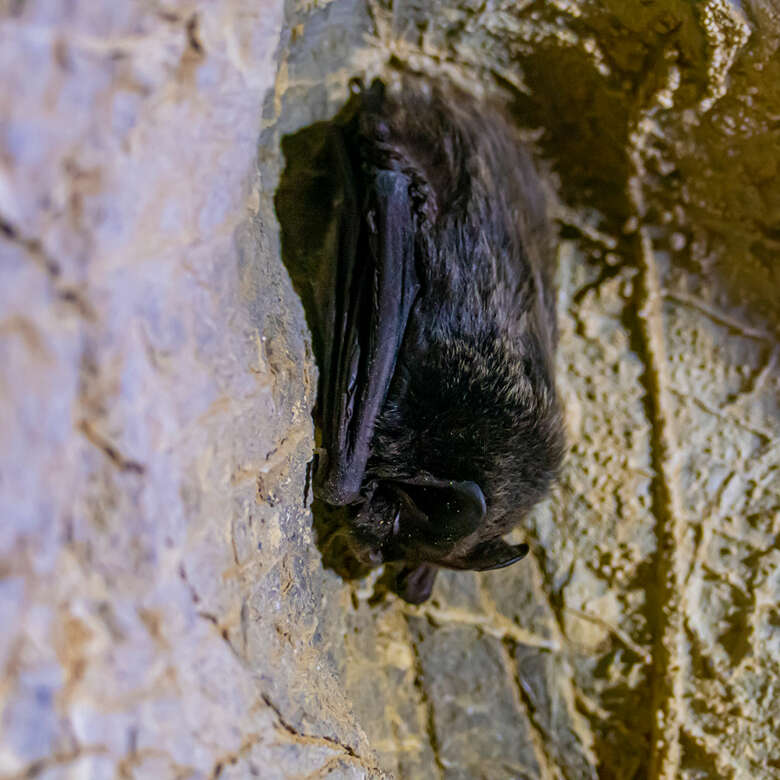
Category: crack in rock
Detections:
[
  {"x1": 77, "y1": 419, "x2": 146, "y2": 474},
  {"x1": 260, "y1": 693, "x2": 379, "y2": 774}
]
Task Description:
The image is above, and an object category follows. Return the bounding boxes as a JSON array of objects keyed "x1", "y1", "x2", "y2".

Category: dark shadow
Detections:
[{"x1": 274, "y1": 92, "x2": 377, "y2": 588}]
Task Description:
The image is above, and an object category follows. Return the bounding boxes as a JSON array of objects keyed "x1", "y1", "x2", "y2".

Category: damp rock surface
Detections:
[{"x1": 1, "y1": 1, "x2": 779, "y2": 779}]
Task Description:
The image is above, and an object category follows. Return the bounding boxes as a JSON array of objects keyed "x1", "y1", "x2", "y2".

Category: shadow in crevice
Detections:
[
  {"x1": 310, "y1": 493, "x2": 405, "y2": 604},
  {"x1": 274, "y1": 91, "x2": 381, "y2": 589}
]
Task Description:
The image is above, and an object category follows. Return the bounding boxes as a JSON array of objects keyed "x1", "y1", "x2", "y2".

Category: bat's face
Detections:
[
  {"x1": 342, "y1": 475, "x2": 532, "y2": 604},
  {"x1": 316, "y1": 321, "x2": 565, "y2": 604},
  {"x1": 277, "y1": 75, "x2": 564, "y2": 603}
]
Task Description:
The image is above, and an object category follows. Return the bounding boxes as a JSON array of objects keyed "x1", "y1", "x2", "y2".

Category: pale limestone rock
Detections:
[
  {"x1": 1, "y1": 0, "x2": 779, "y2": 779},
  {"x1": 1, "y1": 1, "x2": 380, "y2": 777}
]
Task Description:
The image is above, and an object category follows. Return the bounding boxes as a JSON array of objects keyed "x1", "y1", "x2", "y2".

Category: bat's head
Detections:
[
  {"x1": 282, "y1": 74, "x2": 565, "y2": 603},
  {"x1": 347, "y1": 474, "x2": 532, "y2": 603},
  {"x1": 346, "y1": 330, "x2": 565, "y2": 603}
]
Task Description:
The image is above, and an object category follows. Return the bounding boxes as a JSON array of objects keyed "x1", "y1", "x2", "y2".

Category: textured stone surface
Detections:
[
  {"x1": 0, "y1": 1, "x2": 380, "y2": 778},
  {"x1": 1, "y1": 1, "x2": 778, "y2": 779}
]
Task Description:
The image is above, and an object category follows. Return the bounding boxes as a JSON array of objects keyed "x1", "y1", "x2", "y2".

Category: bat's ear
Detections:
[
  {"x1": 395, "y1": 563, "x2": 438, "y2": 604},
  {"x1": 395, "y1": 478, "x2": 487, "y2": 546},
  {"x1": 456, "y1": 539, "x2": 529, "y2": 571}
]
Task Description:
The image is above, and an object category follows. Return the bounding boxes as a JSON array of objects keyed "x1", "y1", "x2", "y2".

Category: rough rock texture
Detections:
[{"x1": 1, "y1": 1, "x2": 778, "y2": 779}]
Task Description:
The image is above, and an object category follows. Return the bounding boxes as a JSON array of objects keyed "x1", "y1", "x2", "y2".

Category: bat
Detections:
[{"x1": 276, "y1": 75, "x2": 564, "y2": 604}]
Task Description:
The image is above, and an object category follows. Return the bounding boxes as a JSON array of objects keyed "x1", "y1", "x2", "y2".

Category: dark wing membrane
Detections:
[
  {"x1": 316, "y1": 168, "x2": 419, "y2": 505},
  {"x1": 392, "y1": 477, "x2": 487, "y2": 550}
]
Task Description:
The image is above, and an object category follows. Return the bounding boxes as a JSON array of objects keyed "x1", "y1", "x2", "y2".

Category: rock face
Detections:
[{"x1": 1, "y1": 1, "x2": 778, "y2": 779}]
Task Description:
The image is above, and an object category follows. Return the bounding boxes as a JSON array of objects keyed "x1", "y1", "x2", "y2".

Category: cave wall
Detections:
[{"x1": 1, "y1": 1, "x2": 778, "y2": 779}]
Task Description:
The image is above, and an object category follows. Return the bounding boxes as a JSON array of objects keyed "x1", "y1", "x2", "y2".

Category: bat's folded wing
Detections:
[{"x1": 316, "y1": 168, "x2": 419, "y2": 505}]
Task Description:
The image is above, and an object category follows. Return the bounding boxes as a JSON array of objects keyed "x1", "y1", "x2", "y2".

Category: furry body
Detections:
[{"x1": 281, "y1": 77, "x2": 564, "y2": 603}]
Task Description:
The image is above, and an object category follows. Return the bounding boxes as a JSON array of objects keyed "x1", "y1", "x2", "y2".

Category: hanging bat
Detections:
[{"x1": 276, "y1": 75, "x2": 564, "y2": 604}]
